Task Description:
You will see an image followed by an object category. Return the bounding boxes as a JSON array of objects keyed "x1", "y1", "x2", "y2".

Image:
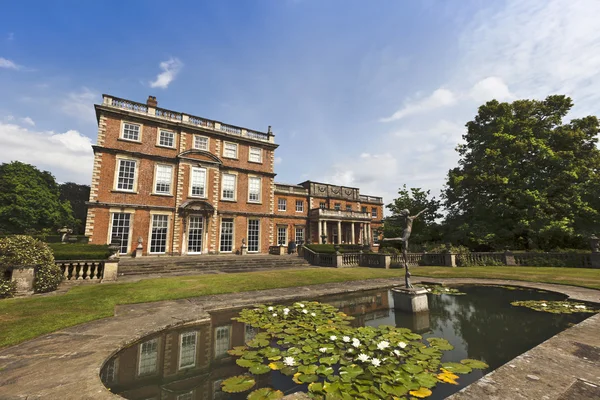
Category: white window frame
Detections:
[
  {"x1": 295, "y1": 226, "x2": 305, "y2": 243},
  {"x1": 371, "y1": 207, "x2": 377, "y2": 218},
  {"x1": 320, "y1": 202, "x2": 326, "y2": 210},
  {"x1": 247, "y1": 219, "x2": 260, "y2": 253},
  {"x1": 221, "y1": 173, "x2": 237, "y2": 201},
  {"x1": 277, "y1": 226, "x2": 287, "y2": 246},
  {"x1": 219, "y1": 218, "x2": 235, "y2": 253},
  {"x1": 114, "y1": 156, "x2": 139, "y2": 193},
  {"x1": 223, "y1": 142, "x2": 238, "y2": 159},
  {"x1": 278, "y1": 198, "x2": 287, "y2": 212},
  {"x1": 137, "y1": 338, "x2": 158, "y2": 376},
  {"x1": 214, "y1": 325, "x2": 232, "y2": 358},
  {"x1": 193, "y1": 135, "x2": 209, "y2": 151},
  {"x1": 295, "y1": 200, "x2": 304, "y2": 213},
  {"x1": 153, "y1": 164, "x2": 174, "y2": 195},
  {"x1": 190, "y1": 167, "x2": 207, "y2": 198},
  {"x1": 148, "y1": 213, "x2": 170, "y2": 254},
  {"x1": 346, "y1": 205, "x2": 352, "y2": 212},
  {"x1": 108, "y1": 211, "x2": 133, "y2": 255},
  {"x1": 334, "y1": 203, "x2": 341, "y2": 211},
  {"x1": 120, "y1": 121, "x2": 142, "y2": 142},
  {"x1": 248, "y1": 176, "x2": 261, "y2": 203},
  {"x1": 178, "y1": 331, "x2": 197, "y2": 370},
  {"x1": 249, "y1": 147, "x2": 262, "y2": 163},
  {"x1": 157, "y1": 129, "x2": 175, "y2": 148}
]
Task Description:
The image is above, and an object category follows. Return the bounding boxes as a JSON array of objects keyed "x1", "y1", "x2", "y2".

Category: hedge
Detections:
[
  {"x1": 305, "y1": 244, "x2": 369, "y2": 254},
  {"x1": 48, "y1": 243, "x2": 111, "y2": 260}
]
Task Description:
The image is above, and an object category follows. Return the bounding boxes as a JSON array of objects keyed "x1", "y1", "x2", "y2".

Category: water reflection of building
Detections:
[{"x1": 101, "y1": 291, "x2": 392, "y2": 399}]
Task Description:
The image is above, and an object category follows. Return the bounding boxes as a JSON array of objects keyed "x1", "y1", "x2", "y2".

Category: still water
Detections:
[{"x1": 101, "y1": 285, "x2": 591, "y2": 399}]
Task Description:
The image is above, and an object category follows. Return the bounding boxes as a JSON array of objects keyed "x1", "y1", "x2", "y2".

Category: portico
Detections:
[{"x1": 310, "y1": 208, "x2": 372, "y2": 245}]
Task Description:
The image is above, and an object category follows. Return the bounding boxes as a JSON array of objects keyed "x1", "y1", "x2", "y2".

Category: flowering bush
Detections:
[
  {"x1": 0, "y1": 278, "x2": 16, "y2": 298},
  {"x1": 0, "y1": 235, "x2": 63, "y2": 294}
]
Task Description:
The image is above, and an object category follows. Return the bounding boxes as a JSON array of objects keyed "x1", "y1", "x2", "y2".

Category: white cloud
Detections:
[
  {"x1": 0, "y1": 57, "x2": 20, "y2": 70},
  {"x1": 149, "y1": 58, "x2": 183, "y2": 89},
  {"x1": 274, "y1": 156, "x2": 282, "y2": 164},
  {"x1": 61, "y1": 87, "x2": 98, "y2": 123},
  {"x1": 0, "y1": 121, "x2": 93, "y2": 184},
  {"x1": 380, "y1": 88, "x2": 457, "y2": 122},
  {"x1": 20, "y1": 117, "x2": 35, "y2": 126},
  {"x1": 469, "y1": 77, "x2": 513, "y2": 103}
]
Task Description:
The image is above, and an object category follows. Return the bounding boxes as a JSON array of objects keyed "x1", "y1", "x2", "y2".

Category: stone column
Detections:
[
  {"x1": 317, "y1": 219, "x2": 322, "y2": 242},
  {"x1": 323, "y1": 220, "x2": 328, "y2": 243},
  {"x1": 366, "y1": 223, "x2": 370, "y2": 245},
  {"x1": 337, "y1": 220, "x2": 342, "y2": 244},
  {"x1": 351, "y1": 222, "x2": 355, "y2": 244}
]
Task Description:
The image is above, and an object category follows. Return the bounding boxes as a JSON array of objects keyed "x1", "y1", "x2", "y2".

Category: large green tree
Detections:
[
  {"x1": 382, "y1": 185, "x2": 443, "y2": 250},
  {"x1": 59, "y1": 182, "x2": 90, "y2": 234},
  {"x1": 0, "y1": 161, "x2": 75, "y2": 234},
  {"x1": 443, "y1": 95, "x2": 600, "y2": 251}
]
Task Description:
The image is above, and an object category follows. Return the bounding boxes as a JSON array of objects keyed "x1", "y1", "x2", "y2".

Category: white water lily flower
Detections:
[
  {"x1": 444, "y1": 288, "x2": 450, "y2": 291},
  {"x1": 352, "y1": 338, "x2": 361, "y2": 348},
  {"x1": 393, "y1": 349, "x2": 401, "y2": 356},
  {"x1": 283, "y1": 356, "x2": 296, "y2": 366},
  {"x1": 268, "y1": 306, "x2": 274, "y2": 311},
  {"x1": 357, "y1": 353, "x2": 370, "y2": 362},
  {"x1": 302, "y1": 309, "x2": 308, "y2": 314},
  {"x1": 348, "y1": 348, "x2": 354, "y2": 353},
  {"x1": 319, "y1": 347, "x2": 328, "y2": 353},
  {"x1": 398, "y1": 342, "x2": 407, "y2": 349},
  {"x1": 371, "y1": 358, "x2": 381, "y2": 367},
  {"x1": 427, "y1": 288, "x2": 432, "y2": 292},
  {"x1": 330, "y1": 335, "x2": 337, "y2": 341},
  {"x1": 342, "y1": 336, "x2": 351, "y2": 342},
  {"x1": 575, "y1": 305, "x2": 587, "y2": 309},
  {"x1": 377, "y1": 341, "x2": 390, "y2": 350},
  {"x1": 283, "y1": 308, "x2": 290, "y2": 313},
  {"x1": 272, "y1": 313, "x2": 277, "y2": 317},
  {"x1": 541, "y1": 303, "x2": 548, "y2": 307},
  {"x1": 311, "y1": 312, "x2": 316, "y2": 316},
  {"x1": 298, "y1": 303, "x2": 305, "y2": 308}
]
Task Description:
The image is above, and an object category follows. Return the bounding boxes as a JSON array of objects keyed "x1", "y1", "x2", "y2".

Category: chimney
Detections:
[
  {"x1": 146, "y1": 96, "x2": 157, "y2": 107},
  {"x1": 267, "y1": 125, "x2": 272, "y2": 134}
]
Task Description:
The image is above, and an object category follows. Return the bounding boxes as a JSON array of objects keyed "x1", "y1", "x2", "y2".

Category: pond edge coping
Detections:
[{"x1": 0, "y1": 277, "x2": 598, "y2": 400}]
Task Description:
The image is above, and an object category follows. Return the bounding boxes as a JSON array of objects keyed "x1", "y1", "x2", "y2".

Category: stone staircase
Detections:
[{"x1": 118, "y1": 254, "x2": 313, "y2": 277}]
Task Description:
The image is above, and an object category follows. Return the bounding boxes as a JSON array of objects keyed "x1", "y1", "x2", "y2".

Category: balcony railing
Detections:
[
  {"x1": 308, "y1": 208, "x2": 371, "y2": 220},
  {"x1": 102, "y1": 95, "x2": 274, "y2": 143},
  {"x1": 359, "y1": 195, "x2": 383, "y2": 204}
]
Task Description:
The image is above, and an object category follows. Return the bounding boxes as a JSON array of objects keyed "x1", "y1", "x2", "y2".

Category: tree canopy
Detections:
[
  {"x1": 382, "y1": 185, "x2": 443, "y2": 250},
  {"x1": 443, "y1": 95, "x2": 600, "y2": 251},
  {"x1": 59, "y1": 182, "x2": 90, "y2": 234},
  {"x1": 0, "y1": 161, "x2": 75, "y2": 234}
]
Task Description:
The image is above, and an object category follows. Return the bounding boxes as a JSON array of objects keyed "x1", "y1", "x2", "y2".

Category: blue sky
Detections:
[{"x1": 1, "y1": 0, "x2": 599, "y2": 209}]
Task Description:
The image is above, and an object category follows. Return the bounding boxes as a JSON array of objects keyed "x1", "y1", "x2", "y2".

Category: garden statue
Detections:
[
  {"x1": 383, "y1": 208, "x2": 426, "y2": 288},
  {"x1": 57, "y1": 226, "x2": 72, "y2": 243}
]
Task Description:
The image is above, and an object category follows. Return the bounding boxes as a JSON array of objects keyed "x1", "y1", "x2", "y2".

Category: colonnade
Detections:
[{"x1": 316, "y1": 220, "x2": 371, "y2": 245}]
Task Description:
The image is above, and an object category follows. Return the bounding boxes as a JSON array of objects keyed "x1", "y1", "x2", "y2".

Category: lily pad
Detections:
[
  {"x1": 249, "y1": 364, "x2": 271, "y2": 375},
  {"x1": 247, "y1": 387, "x2": 284, "y2": 400},
  {"x1": 410, "y1": 387, "x2": 433, "y2": 398},
  {"x1": 441, "y1": 362, "x2": 472, "y2": 374},
  {"x1": 510, "y1": 300, "x2": 598, "y2": 314},
  {"x1": 221, "y1": 375, "x2": 256, "y2": 393},
  {"x1": 461, "y1": 359, "x2": 489, "y2": 369}
]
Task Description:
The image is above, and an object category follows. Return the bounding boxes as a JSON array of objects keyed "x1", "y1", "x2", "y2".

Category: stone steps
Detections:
[{"x1": 118, "y1": 255, "x2": 312, "y2": 276}]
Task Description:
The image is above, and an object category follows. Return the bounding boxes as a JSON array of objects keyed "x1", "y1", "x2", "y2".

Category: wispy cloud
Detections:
[
  {"x1": 149, "y1": 58, "x2": 183, "y2": 89},
  {"x1": 0, "y1": 57, "x2": 20, "y2": 70},
  {"x1": 20, "y1": 117, "x2": 35, "y2": 126},
  {"x1": 380, "y1": 88, "x2": 457, "y2": 122},
  {"x1": 61, "y1": 87, "x2": 98, "y2": 123},
  {"x1": 7, "y1": 33, "x2": 14, "y2": 41}
]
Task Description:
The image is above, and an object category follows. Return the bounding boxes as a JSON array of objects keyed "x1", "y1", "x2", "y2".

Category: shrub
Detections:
[
  {"x1": 0, "y1": 235, "x2": 63, "y2": 293},
  {"x1": 305, "y1": 244, "x2": 368, "y2": 254},
  {"x1": 0, "y1": 278, "x2": 16, "y2": 298},
  {"x1": 48, "y1": 243, "x2": 111, "y2": 260}
]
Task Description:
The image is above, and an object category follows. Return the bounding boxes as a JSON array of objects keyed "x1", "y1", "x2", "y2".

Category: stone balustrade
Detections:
[
  {"x1": 308, "y1": 208, "x2": 371, "y2": 220},
  {"x1": 55, "y1": 259, "x2": 119, "y2": 282},
  {"x1": 359, "y1": 195, "x2": 383, "y2": 204},
  {"x1": 103, "y1": 95, "x2": 274, "y2": 143}
]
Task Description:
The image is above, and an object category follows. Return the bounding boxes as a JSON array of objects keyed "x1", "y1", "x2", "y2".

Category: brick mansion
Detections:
[{"x1": 85, "y1": 95, "x2": 383, "y2": 256}]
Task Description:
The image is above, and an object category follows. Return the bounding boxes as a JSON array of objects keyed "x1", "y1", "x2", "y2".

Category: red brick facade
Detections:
[{"x1": 85, "y1": 95, "x2": 383, "y2": 256}]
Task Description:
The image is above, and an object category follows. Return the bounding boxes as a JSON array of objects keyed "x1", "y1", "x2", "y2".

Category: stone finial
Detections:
[{"x1": 147, "y1": 95, "x2": 157, "y2": 107}]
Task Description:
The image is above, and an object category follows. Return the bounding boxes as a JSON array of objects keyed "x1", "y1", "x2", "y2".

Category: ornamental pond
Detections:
[{"x1": 100, "y1": 285, "x2": 594, "y2": 399}]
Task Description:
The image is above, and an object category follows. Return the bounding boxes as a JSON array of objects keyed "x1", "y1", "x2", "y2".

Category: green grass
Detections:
[{"x1": 0, "y1": 266, "x2": 599, "y2": 349}]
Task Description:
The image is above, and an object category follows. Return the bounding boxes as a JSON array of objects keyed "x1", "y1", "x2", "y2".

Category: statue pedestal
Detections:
[{"x1": 392, "y1": 287, "x2": 429, "y2": 313}]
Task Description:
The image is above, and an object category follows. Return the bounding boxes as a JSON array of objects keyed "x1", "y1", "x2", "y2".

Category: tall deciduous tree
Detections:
[
  {"x1": 59, "y1": 182, "x2": 90, "y2": 234},
  {"x1": 0, "y1": 161, "x2": 75, "y2": 234},
  {"x1": 382, "y1": 185, "x2": 443, "y2": 249},
  {"x1": 443, "y1": 95, "x2": 600, "y2": 251}
]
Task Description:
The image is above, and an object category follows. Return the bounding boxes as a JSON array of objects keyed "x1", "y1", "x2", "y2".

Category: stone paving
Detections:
[{"x1": 0, "y1": 277, "x2": 598, "y2": 400}]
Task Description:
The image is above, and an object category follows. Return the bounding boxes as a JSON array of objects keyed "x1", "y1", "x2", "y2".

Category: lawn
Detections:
[{"x1": 0, "y1": 266, "x2": 599, "y2": 349}]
